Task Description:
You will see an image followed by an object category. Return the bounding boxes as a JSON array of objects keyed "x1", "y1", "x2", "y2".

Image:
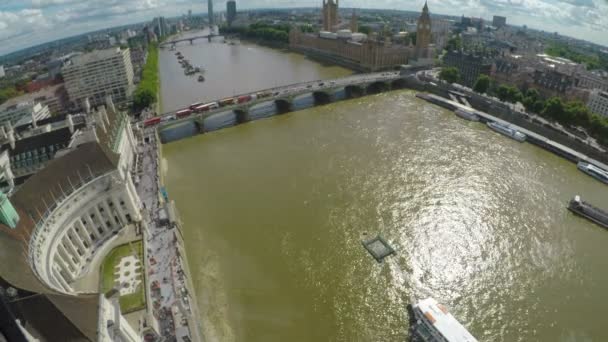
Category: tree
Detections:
[
  {"x1": 496, "y1": 84, "x2": 509, "y2": 102},
  {"x1": 495, "y1": 84, "x2": 522, "y2": 103},
  {"x1": 542, "y1": 97, "x2": 565, "y2": 120},
  {"x1": 473, "y1": 74, "x2": 490, "y2": 94},
  {"x1": 439, "y1": 67, "x2": 460, "y2": 84},
  {"x1": 358, "y1": 25, "x2": 372, "y2": 35},
  {"x1": 446, "y1": 35, "x2": 462, "y2": 51},
  {"x1": 133, "y1": 89, "x2": 155, "y2": 110}
]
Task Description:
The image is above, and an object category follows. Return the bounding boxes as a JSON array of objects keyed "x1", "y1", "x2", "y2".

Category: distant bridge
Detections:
[
  {"x1": 159, "y1": 34, "x2": 220, "y2": 47},
  {"x1": 152, "y1": 71, "x2": 412, "y2": 140}
]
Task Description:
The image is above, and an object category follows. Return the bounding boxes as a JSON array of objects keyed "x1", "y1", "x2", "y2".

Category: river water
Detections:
[
  {"x1": 158, "y1": 30, "x2": 351, "y2": 113},
  {"x1": 160, "y1": 33, "x2": 608, "y2": 342}
]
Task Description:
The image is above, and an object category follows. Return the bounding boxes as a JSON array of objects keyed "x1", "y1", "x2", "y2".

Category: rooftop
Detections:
[
  {"x1": 66, "y1": 48, "x2": 126, "y2": 68},
  {"x1": 415, "y1": 298, "x2": 478, "y2": 342},
  {"x1": 0, "y1": 84, "x2": 65, "y2": 112}
]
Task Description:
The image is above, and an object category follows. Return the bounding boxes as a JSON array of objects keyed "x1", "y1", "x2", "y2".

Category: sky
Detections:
[{"x1": 1, "y1": 0, "x2": 608, "y2": 56}]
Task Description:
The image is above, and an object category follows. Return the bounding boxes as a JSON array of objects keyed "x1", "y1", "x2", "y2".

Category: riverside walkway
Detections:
[{"x1": 136, "y1": 127, "x2": 201, "y2": 342}]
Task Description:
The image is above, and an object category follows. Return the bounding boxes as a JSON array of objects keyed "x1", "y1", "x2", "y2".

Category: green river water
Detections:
[{"x1": 163, "y1": 90, "x2": 608, "y2": 342}]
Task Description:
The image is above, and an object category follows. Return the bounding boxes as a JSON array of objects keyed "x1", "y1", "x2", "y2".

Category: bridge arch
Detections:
[
  {"x1": 391, "y1": 78, "x2": 408, "y2": 90},
  {"x1": 275, "y1": 98, "x2": 292, "y2": 114},
  {"x1": 367, "y1": 81, "x2": 389, "y2": 94},
  {"x1": 312, "y1": 91, "x2": 332, "y2": 105},
  {"x1": 345, "y1": 85, "x2": 365, "y2": 99},
  {"x1": 234, "y1": 108, "x2": 249, "y2": 124}
]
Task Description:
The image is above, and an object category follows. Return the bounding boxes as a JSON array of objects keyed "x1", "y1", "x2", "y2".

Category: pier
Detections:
[{"x1": 416, "y1": 92, "x2": 608, "y2": 171}]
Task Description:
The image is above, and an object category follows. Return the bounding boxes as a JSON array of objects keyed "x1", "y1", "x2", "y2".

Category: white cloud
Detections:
[{"x1": 1, "y1": 0, "x2": 608, "y2": 56}]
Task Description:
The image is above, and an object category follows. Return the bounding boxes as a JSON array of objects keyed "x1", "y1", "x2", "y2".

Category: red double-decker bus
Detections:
[
  {"x1": 143, "y1": 116, "x2": 161, "y2": 127},
  {"x1": 176, "y1": 109, "x2": 192, "y2": 118}
]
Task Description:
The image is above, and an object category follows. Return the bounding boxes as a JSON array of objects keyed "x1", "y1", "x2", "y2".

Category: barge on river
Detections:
[
  {"x1": 407, "y1": 298, "x2": 478, "y2": 342},
  {"x1": 487, "y1": 121, "x2": 526, "y2": 142},
  {"x1": 454, "y1": 108, "x2": 479, "y2": 122},
  {"x1": 577, "y1": 161, "x2": 608, "y2": 185},
  {"x1": 568, "y1": 195, "x2": 608, "y2": 229}
]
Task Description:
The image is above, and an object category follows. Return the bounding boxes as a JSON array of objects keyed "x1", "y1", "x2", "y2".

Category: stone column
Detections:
[
  {"x1": 57, "y1": 244, "x2": 77, "y2": 273},
  {"x1": 63, "y1": 236, "x2": 81, "y2": 265},
  {"x1": 85, "y1": 212, "x2": 102, "y2": 241},
  {"x1": 54, "y1": 256, "x2": 74, "y2": 283},
  {"x1": 75, "y1": 219, "x2": 93, "y2": 246},
  {"x1": 54, "y1": 268, "x2": 73, "y2": 292},
  {"x1": 114, "y1": 195, "x2": 130, "y2": 224},
  {"x1": 101, "y1": 201, "x2": 117, "y2": 231},
  {"x1": 69, "y1": 228, "x2": 87, "y2": 252}
]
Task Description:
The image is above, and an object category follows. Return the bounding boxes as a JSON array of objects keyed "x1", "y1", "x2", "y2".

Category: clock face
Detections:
[{"x1": 426, "y1": 24, "x2": 430, "y2": 30}]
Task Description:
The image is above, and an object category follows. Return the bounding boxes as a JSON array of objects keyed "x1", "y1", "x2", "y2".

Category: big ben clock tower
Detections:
[{"x1": 415, "y1": 1, "x2": 432, "y2": 58}]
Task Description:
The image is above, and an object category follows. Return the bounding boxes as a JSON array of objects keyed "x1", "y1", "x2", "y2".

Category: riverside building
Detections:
[
  {"x1": 62, "y1": 48, "x2": 135, "y2": 110},
  {"x1": 0, "y1": 96, "x2": 145, "y2": 341},
  {"x1": 290, "y1": 1, "x2": 436, "y2": 71}
]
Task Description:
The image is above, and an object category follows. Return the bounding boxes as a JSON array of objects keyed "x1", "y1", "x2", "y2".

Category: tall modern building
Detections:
[
  {"x1": 208, "y1": 0, "x2": 214, "y2": 25},
  {"x1": 227, "y1": 0, "x2": 237, "y2": 26},
  {"x1": 62, "y1": 48, "x2": 135, "y2": 110},
  {"x1": 587, "y1": 89, "x2": 608, "y2": 118},
  {"x1": 492, "y1": 15, "x2": 507, "y2": 28},
  {"x1": 322, "y1": 0, "x2": 338, "y2": 32}
]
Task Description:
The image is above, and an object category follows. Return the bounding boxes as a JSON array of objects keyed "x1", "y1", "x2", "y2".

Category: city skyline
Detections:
[{"x1": 0, "y1": 0, "x2": 607, "y2": 56}]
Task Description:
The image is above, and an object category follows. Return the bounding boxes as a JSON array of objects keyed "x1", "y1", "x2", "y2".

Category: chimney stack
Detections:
[
  {"x1": 84, "y1": 98, "x2": 91, "y2": 114},
  {"x1": 8, "y1": 129, "x2": 15, "y2": 150},
  {"x1": 105, "y1": 95, "x2": 116, "y2": 116},
  {"x1": 31, "y1": 111, "x2": 37, "y2": 128},
  {"x1": 67, "y1": 114, "x2": 75, "y2": 134},
  {"x1": 96, "y1": 108, "x2": 107, "y2": 133}
]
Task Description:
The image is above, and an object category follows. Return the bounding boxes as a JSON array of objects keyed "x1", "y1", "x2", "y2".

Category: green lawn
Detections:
[{"x1": 100, "y1": 240, "x2": 146, "y2": 313}]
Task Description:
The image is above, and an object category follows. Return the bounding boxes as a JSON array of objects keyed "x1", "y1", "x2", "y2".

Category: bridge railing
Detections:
[{"x1": 151, "y1": 72, "x2": 402, "y2": 121}]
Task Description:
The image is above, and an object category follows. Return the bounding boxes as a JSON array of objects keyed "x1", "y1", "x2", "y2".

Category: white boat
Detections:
[
  {"x1": 577, "y1": 161, "x2": 608, "y2": 185},
  {"x1": 486, "y1": 121, "x2": 526, "y2": 142},
  {"x1": 409, "y1": 298, "x2": 478, "y2": 342},
  {"x1": 454, "y1": 108, "x2": 479, "y2": 122}
]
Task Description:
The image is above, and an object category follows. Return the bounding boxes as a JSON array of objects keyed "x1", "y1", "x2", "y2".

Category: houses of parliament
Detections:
[{"x1": 289, "y1": 1, "x2": 436, "y2": 71}]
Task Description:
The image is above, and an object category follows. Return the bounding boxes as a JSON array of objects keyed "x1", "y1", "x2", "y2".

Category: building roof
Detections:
[
  {"x1": 66, "y1": 48, "x2": 125, "y2": 68},
  {"x1": 0, "y1": 84, "x2": 65, "y2": 113},
  {"x1": 14, "y1": 113, "x2": 85, "y2": 135},
  {"x1": 8, "y1": 293, "x2": 98, "y2": 341},
  {"x1": 10, "y1": 142, "x2": 118, "y2": 225},
  {"x1": 415, "y1": 298, "x2": 478, "y2": 342},
  {"x1": 1, "y1": 126, "x2": 74, "y2": 156}
]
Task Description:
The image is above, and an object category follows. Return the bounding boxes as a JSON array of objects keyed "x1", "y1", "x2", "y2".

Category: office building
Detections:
[
  {"x1": 493, "y1": 15, "x2": 507, "y2": 28},
  {"x1": 62, "y1": 48, "x2": 134, "y2": 110},
  {"x1": 587, "y1": 89, "x2": 608, "y2": 118},
  {"x1": 443, "y1": 50, "x2": 494, "y2": 87},
  {"x1": 0, "y1": 65, "x2": 5, "y2": 79},
  {"x1": 227, "y1": 0, "x2": 237, "y2": 26},
  {"x1": 208, "y1": 0, "x2": 215, "y2": 25},
  {"x1": 577, "y1": 72, "x2": 608, "y2": 92},
  {"x1": 0, "y1": 101, "x2": 51, "y2": 127}
]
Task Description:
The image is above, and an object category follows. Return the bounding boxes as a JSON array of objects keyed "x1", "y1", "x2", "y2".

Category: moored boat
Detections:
[
  {"x1": 487, "y1": 121, "x2": 526, "y2": 142},
  {"x1": 577, "y1": 161, "x2": 608, "y2": 185},
  {"x1": 454, "y1": 108, "x2": 479, "y2": 122},
  {"x1": 408, "y1": 298, "x2": 478, "y2": 342},
  {"x1": 568, "y1": 195, "x2": 608, "y2": 228}
]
